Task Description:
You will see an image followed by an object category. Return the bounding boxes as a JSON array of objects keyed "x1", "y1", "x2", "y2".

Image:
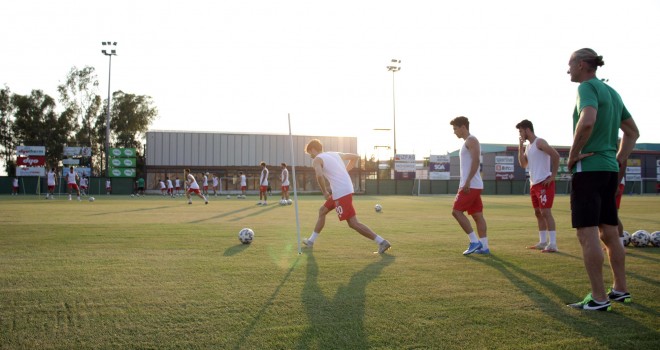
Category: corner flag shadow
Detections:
[
  {"x1": 470, "y1": 254, "x2": 657, "y2": 345},
  {"x1": 297, "y1": 253, "x2": 394, "y2": 349}
]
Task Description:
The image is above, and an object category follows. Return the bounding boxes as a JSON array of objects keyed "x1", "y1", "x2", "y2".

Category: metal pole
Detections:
[{"x1": 105, "y1": 54, "x2": 112, "y2": 178}]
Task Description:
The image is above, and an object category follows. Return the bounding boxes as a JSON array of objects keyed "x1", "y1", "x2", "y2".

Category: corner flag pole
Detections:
[{"x1": 288, "y1": 113, "x2": 302, "y2": 254}]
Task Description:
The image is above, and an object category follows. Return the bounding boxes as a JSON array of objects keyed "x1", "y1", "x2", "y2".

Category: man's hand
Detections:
[{"x1": 567, "y1": 152, "x2": 594, "y2": 171}]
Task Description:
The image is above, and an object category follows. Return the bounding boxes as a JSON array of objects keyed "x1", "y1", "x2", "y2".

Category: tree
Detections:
[
  {"x1": 12, "y1": 90, "x2": 76, "y2": 169},
  {"x1": 58, "y1": 66, "x2": 102, "y2": 173},
  {"x1": 0, "y1": 85, "x2": 15, "y2": 174}
]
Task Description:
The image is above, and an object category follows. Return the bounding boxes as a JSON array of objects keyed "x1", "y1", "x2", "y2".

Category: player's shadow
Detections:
[
  {"x1": 223, "y1": 243, "x2": 251, "y2": 256},
  {"x1": 297, "y1": 252, "x2": 394, "y2": 349},
  {"x1": 470, "y1": 254, "x2": 658, "y2": 344}
]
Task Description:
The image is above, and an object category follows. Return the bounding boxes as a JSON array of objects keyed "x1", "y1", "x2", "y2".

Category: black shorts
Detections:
[{"x1": 570, "y1": 171, "x2": 618, "y2": 228}]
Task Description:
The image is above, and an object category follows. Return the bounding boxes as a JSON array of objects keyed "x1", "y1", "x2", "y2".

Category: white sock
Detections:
[
  {"x1": 309, "y1": 232, "x2": 319, "y2": 242},
  {"x1": 548, "y1": 231, "x2": 556, "y2": 245},
  {"x1": 467, "y1": 232, "x2": 479, "y2": 243},
  {"x1": 374, "y1": 235, "x2": 384, "y2": 244},
  {"x1": 539, "y1": 231, "x2": 548, "y2": 244},
  {"x1": 479, "y1": 237, "x2": 489, "y2": 250}
]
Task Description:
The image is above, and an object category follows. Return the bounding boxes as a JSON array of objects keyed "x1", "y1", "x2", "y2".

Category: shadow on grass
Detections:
[
  {"x1": 297, "y1": 252, "x2": 395, "y2": 349},
  {"x1": 234, "y1": 256, "x2": 302, "y2": 350},
  {"x1": 469, "y1": 254, "x2": 658, "y2": 347},
  {"x1": 626, "y1": 250, "x2": 660, "y2": 264},
  {"x1": 87, "y1": 205, "x2": 174, "y2": 215},
  {"x1": 229, "y1": 204, "x2": 281, "y2": 222},
  {"x1": 223, "y1": 243, "x2": 251, "y2": 256},
  {"x1": 187, "y1": 206, "x2": 256, "y2": 223}
]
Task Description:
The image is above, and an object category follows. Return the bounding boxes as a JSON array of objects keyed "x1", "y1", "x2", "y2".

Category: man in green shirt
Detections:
[
  {"x1": 137, "y1": 177, "x2": 145, "y2": 196},
  {"x1": 566, "y1": 48, "x2": 639, "y2": 311}
]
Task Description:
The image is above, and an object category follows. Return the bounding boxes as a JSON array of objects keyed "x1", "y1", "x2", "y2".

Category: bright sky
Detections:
[{"x1": 2, "y1": 0, "x2": 659, "y2": 163}]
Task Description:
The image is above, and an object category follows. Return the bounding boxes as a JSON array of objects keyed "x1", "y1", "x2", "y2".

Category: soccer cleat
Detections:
[
  {"x1": 377, "y1": 240, "x2": 391, "y2": 254},
  {"x1": 474, "y1": 248, "x2": 491, "y2": 254},
  {"x1": 205, "y1": 201, "x2": 208, "y2": 205},
  {"x1": 567, "y1": 293, "x2": 611, "y2": 311},
  {"x1": 302, "y1": 238, "x2": 314, "y2": 248},
  {"x1": 542, "y1": 244, "x2": 558, "y2": 253},
  {"x1": 256, "y1": 202, "x2": 262, "y2": 206},
  {"x1": 527, "y1": 242, "x2": 547, "y2": 250},
  {"x1": 607, "y1": 289, "x2": 632, "y2": 303},
  {"x1": 463, "y1": 241, "x2": 483, "y2": 255},
  {"x1": 188, "y1": 201, "x2": 192, "y2": 205}
]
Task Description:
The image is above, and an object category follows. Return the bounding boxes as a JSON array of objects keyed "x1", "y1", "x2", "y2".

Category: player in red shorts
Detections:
[
  {"x1": 450, "y1": 116, "x2": 490, "y2": 255},
  {"x1": 184, "y1": 169, "x2": 208, "y2": 205},
  {"x1": 257, "y1": 162, "x2": 269, "y2": 205},
  {"x1": 280, "y1": 163, "x2": 290, "y2": 204},
  {"x1": 66, "y1": 166, "x2": 81, "y2": 201}
]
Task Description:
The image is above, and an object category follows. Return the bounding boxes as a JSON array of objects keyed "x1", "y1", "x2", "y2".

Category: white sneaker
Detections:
[
  {"x1": 542, "y1": 243, "x2": 558, "y2": 253},
  {"x1": 302, "y1": 238, "x2": 314, "y2": 247},
  {"x1": 377, "y1": 240, "x2": 392, "y2": 254}
]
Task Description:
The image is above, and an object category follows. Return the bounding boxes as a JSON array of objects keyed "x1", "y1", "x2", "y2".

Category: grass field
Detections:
[{"x1": 1, "y1": 194, "x2": 659, "y2": 349}]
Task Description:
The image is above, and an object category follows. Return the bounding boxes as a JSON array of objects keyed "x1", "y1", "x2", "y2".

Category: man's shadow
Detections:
[{"x1": 298, "y1": 253, "x2": 394, "y2": 349}]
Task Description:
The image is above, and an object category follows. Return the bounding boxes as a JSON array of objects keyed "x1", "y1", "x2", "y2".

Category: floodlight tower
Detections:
[
  {"x1": 101, "y1": 41, "x2": 117, "y2": 177},
  {"x1": 386, "y1": 59, "x2": 401, "y2": 157}
]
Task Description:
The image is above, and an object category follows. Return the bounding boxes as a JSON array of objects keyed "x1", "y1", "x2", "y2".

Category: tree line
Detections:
[{"x1": 0, "y1": 66, "x2": 157, "y2": 176}]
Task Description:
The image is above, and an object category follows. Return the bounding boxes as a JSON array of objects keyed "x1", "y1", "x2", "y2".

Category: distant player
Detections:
[
  {"x1": 66, "y1": 167, "x2": 81, "y2": 201},
  {"x1": 105, "y1": 178, "x2": 112, "y2": 195},
  {"x1": 12, "y1": 177, "x2": 19, "y2": 195},
  {"x1": 47, "y1": 168, "x2": 57, "y2": 199},
  {"x1": 257, "y1": 162, "x2": 269, "y2": 206},
  {"x1": 137, "y1": 177, "x2": 145, "y2": 196},
  {"x1": 166, "y1": 177, "x2": 174, "y2": 197},
  {"x1": 450, "y1": 116, "x2": 490, "y2": 255},
  {"x1": 174, "y1": 176, "x2": 181, "y2": 196},
  {"x1": 301, "y1": 139, "x2": 391, "y2": 254},
  {"x1": 79, "y1": 176, "x2": 88, "y2": 196},
  {"x1": 159, "y1": 179, "x2": 166, "y2": 195},
  {"x1": 239, "y1": 171, "x2": 247, "y2": 199},
  {"x1": 202, "y1": 173, "x2": 209, "y2": 195},
  {"x1": 212, "y1": 174, "x2": 220, "y2": 196},
  {"x1": 281, "y1": 162, "x2": 290, "y2": 203},
  {"x1": 516, "y1": 119, "x2": 560, "y2": 253},
  {"x1": 184, "y1": 168, "x2": 208, "y2": 205}
]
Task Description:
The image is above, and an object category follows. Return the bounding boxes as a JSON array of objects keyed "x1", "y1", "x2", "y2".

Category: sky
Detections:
[{"x1": 2, "y1": 0, "x2": 659, "y2": 165}]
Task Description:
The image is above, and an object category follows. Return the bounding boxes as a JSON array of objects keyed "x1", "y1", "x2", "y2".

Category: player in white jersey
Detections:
[
  {"x1": 159, "y1": 179, "x2": 166, "y2": 195},
  {"x1": 257, "y1": 162, "x2": 269, "y2": 205},
  {"x1": 79, "y1": 176, "x2": 88, "y2": 196},
  {"x1": 450, "y1": 116, "x2": 489, "y2": 255},
  {"x1": 184, "y1": 169, "x2": 208, "y2": 205},
  {"x1": 166, "y1": 177, "x2": 174, "y2": 197},
  {"x1": 174, "y1": 177, "x2": 181, "y2": 196},
  {"x1": 517, "y1": 119, "x2": 560, "y2": 253},
  {"x1": 202, "y1": 173, "x2": 209, "y2": 195},
  {"x1": 47, "y1": 168, "x2": 57, "y2": 199},
  {"x1": 66, "y1": 166, "x2": 81, "y2": 201},
  {"x1": 239, "y1": 172, "x2": 247, "y2": 199},
  {"x1": 12, "y1": 177, "x2": 19, "y2": 195},
  {"x1": 301, "y1": 139, "x2": 391, "y2": 254},
  {"x1": 212, "y1": 174, "x2": 220, "y2": 196},
  {"x1": 280, "y1": 163, "x2": 291, "y2": 203},
  {"x1": 105, "y1": 179, "x2": 112, "y2": 195}
]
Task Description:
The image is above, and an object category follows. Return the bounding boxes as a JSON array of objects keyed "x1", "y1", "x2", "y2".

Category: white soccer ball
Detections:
[
  {"x1": 88, "y1": 197, "x2": 95, "y2": 202},
  {"x1": 650, "y1": 231, "x2": 660, "y2": 247},
  {"x1": 287, "y1": 199, "x2": 293, "y2": 205},
  {"x1": 374, "y1": 204, "x2": 382, "y2": 213},
  {"x1": 130, "y1": 194, "x2": 135, "y2": 197},
  {"x1": 622, "y1": 231, "x2": 631, "y2": 246},
  {"x1": 631, "y1": 230, "x2": 650, "y2": 247},
  {"x1": 238, "y1": 228, "x2": 254, "y2": 245},
  {"x1": 279, "y1": 199, "x2": 287, "y2": 206},
  {"x1": 227, "y1": 195, "x2": 231, "y2": 199}
]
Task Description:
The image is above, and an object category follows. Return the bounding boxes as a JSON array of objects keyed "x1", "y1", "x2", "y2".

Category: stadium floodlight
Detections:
[
  {"x1": 386, "y1": 59, "x2": 401, "y2": 156},
  {"x1": 101, "y1": 41, "x2": 117, "y2": 177}
]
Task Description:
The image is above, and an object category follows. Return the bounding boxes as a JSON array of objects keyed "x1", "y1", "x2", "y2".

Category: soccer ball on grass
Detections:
[
  {"x1": 622, "y1": 231, "x2": 631, "y2": 246},
  {"x1": 631, "y1": 230, "x2": 650, "y2": 247},
  {"x1": 88, "y1": 197, "x2": 95, "y2": 202},
  {"x1": 238, "y1": 228, "x2": 254, "y2": 245},
  {"x1": 374, "y1": 204, "x2": 382, "y2": 213},
  {"x1": 650, "y1": 231, "x2": 660, "y2": 247}
]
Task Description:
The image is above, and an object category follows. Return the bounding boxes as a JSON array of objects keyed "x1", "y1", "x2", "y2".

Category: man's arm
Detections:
[
  {"x1": 568, "y1": 106, "x2": 596, "y2": 171},
  {"x1": 463, "y1": 137, "x2": 480, "y2": 193},
  {"x1": 537, "y1": 138, "x2": 560, "y2": 185},
  {"x1": 312, "y1": 157, "x2": 330, "y2": 199},
  {"x1": 617, "y1": 117, "x2": 640, "y2": 184},
  {"x1": 517, "y1": 138, "x2": 528, "y2": 168},
  {"x1": 339, "y1": 153, "x2": 360, "y2": 171}
]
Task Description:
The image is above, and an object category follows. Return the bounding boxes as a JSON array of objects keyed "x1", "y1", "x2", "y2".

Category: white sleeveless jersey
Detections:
[
  {"x1": 167, "y1": 179, "x2": 173, "y2": 189},
  {"x1": 212, "y1": 177, "x2": 219, "y2": 186},
  {"x1": 260, "y1": 168, "x2": 269, "y2": 186},
  {"x1": 67, "y1": 172, "x2": 77, "y2": 184},
  {"x1": 317, "y1": 152, "x2": 354, "y2": 199},
  {"x1": 281, "y1": 168, "x2": 290, "y2": 186},
  {"x1": 47, "y1": 171, "x2": 56, "y2": 186},
  {"x1": 526, "y1": 138, "x2": 552, "y2": 185},
  {"x1": 187, "y1": 174, "x2": 200, "y2": 189},
  {"x1": 240, "y1": 175, "x2": 247, "y2": 186},
  {"x1": 459, "y1": 135, "x2": 483, "y2": 189}
]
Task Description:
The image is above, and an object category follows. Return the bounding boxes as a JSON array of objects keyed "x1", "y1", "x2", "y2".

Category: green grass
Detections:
[{"x1": 1, "y1": 194, "x2": 659, "y2": 349}]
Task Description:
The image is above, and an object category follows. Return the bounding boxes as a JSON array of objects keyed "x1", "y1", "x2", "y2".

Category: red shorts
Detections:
[
  {"x1": 453, "y1": 188, "x2": 483, "y2": 215},
  {"x1": 281, "y1": 185, "x2": 289, "y2": 192},
  {"x1": 81, "y1": 186, "x2": 87, "y2": 190},
  {"x1": 175, "y1": 186, "x2": 181, "y2": 191},
  {"x1": 260, "y1": 186, "x2": 268, "y2": 193},
  {"x1": 241, "y1": 186, "x2": 247, "y2": 191},
  {"x1": 187, "y1": 188, "x2": 201, "y2": 194},
  {"x1": 48, "y1": 185, "x2": 55, "y2": 191},
  {"x1": 323, "y1": 194, "x2": 356, "y2": 221},
  {"x1": 530, "y1": 181, "x2": 555, "y2": 209},
  {"x1": 68, "y1": 183, "x2": 79, "y2": 190},
  {"x1": 203, "y1": 186, "x2": 208, "y2": 191},
  {"x1": 106, "y1": 187, "x2": 112, "y2": 191},
  {"x1": 616, "y1": 183, "x2": 624, "y2": 209}
]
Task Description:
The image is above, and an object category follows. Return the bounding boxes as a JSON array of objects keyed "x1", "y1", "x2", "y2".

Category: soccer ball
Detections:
[
  {"x1": 374, "y1": 204, "x2": 382, "y2": 213},
  {"x1": 227, "y1": 195, "x2": 231, "y2": 199},
  {"x1": 622, "y1": 231, "x2": 631, "y2": 246},
  {"x1": 287, "y1": 199, "x2": 293, "y2": 205},
  {"x1": 631, "y1": 230, "x2": 650, "y2": 247},
  {"x1": 88, "y1": 197, "x2": 95, "y2": 202},
  {"x1": 650, "y1": 231, "x2": 660, "y2": 247},
  {"x1": 238, "y1": 228, "x2": 254, "y2": 245},
  {"x1": 279, "y1": 199, "x2": 287, "y2": 206}
]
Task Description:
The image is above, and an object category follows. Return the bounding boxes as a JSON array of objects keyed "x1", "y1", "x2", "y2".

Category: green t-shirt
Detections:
[
  {"x1": 572, "y1": 78, "x2": 631, "y2": 172},
  {"x1": 137, "y1": 178, "x2": 145, "y2": 187}
]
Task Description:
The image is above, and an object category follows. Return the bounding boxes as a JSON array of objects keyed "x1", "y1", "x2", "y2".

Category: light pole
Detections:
[
  {"x1": 101, "y1": 41, "x2": 117, "y2": 177},
  {"x1": 386, "y1": 59, "x2": 401, "y2": 157}
]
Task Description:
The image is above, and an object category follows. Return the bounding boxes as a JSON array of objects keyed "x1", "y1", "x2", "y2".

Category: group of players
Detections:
[{"x1": 39, "y1": 166, "x2": 113, "y2": 200}]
